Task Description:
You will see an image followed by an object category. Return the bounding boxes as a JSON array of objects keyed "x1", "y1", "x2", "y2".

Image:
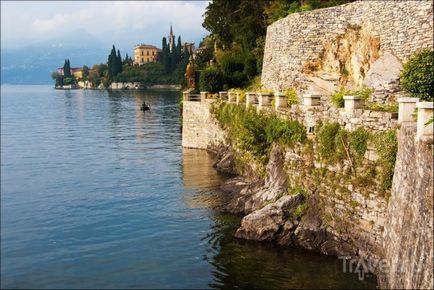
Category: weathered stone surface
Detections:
[
  {"x1": 363, "y1": 52, "x2": 402, "y2": 91},
  {"x1": 182, "y1": 100, "x2": 226, "y2": 149},
  {"x1": 235, "y1": 194, "x2": 303, "y2": 241},
  {"x1": 225, "y1": 145, "x2": 288, "y2": 214},
  {"x1": 382, "y1": 125, "x2": 433, "y2": 289},
  {"x1": 262, "y1": 0, "x2": 433, "y2": 95}
]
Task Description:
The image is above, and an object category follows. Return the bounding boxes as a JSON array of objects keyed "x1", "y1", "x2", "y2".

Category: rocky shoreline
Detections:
[{"x1": 210, "y1": 143, "x2": 381, "y2": 282}]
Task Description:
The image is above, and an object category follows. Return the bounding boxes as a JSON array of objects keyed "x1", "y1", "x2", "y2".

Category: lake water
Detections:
[{"x1": 1, "y1": 85, "x2": 376, "y2": 289}]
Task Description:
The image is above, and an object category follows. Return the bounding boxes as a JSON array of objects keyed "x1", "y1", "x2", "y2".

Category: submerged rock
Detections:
[{"x1": 235, "y1": 194, "x2": 304, "y2": 241}]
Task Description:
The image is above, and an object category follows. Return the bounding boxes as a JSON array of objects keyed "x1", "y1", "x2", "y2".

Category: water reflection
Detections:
[
  {"x1": 181, "y1": 148, "x2": 377, "y2": 289},
  {"x1": 181, "y1": 148, "x2": 229, "y2": 209}
]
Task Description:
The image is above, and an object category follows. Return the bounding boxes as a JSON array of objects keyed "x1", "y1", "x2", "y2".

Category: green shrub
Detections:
[
  {"x1": 349, "y1": 128, "x2": 369, "y2": 162},
  {"x1": 199, "y1": 67, "x2": 224, "y2": 92},
  {"x1": 284, "y1": 88, "x2": 299, "y2": 105},
  {"x1": 400, "y1": 49, "x2": 434, "y2": 101},
  {"x1": 317, "y1": 122, "x2": 342, "y2": 163},
  {"x1": 212, "y1": 102, "x2": 306, "y2": 164},
  {"x1": 372, "y1": 130, "x2": 397, "y2": 193},
  {"x1": 364, "y1": 102, "x2": 398, "y2": 112},
  {"x1": 330, "y1": 86, "x2": 373, "y2": 108},
  {"x1": 331, "y1": 87, "x2": 349, "y2": 108}
]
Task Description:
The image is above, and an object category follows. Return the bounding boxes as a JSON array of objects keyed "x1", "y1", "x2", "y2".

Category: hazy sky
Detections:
[{"x1": 1, "y1": 1, "x2": 210, "y2": 49}]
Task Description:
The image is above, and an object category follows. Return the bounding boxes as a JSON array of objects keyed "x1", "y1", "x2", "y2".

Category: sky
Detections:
[{"x1": 1, "y1": 1, "x2": 210, "y2": 50}]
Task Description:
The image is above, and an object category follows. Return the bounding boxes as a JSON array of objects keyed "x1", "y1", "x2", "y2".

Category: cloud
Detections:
[
  {"x1": 32, "y1": 13, "x2": 69, "y2": 33},
  {"x1": 2, "y1": 1, "x2": 209, "y2": 48}
]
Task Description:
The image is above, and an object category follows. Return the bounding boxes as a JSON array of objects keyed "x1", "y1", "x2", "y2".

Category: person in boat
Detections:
[{"x1": 141, "y1": 102, "x2": 150, "y2": 111}]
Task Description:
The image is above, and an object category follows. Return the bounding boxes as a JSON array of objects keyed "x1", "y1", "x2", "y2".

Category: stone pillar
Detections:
[
  {"x1": 200, "y1": 91, "x2": 208, "y2": 102},
  {"x1": 343, "y1": 96, "x2": 361, "y2": 114},
  {"x1": 245, "y1": 92, "x2": 256, "y2": 108},
  {"x1": 416, "y1": 102, "x2": 433, "y2": 142},
  {"x1": 183, "y1": 90, "x2": 190, "y2": 101},
  {"x1": 303, "y1": 94, "x2": 321, "y2": 106},
  {"x1": 219, "y1": 91, "x2": 228, "y2": 100},
  {"x1": 274, "y1": 92, "x2": 288, "y2": 109},
  {"x1": 258, "y1": 93, "x2": 272, "y2": 107},
  {"x1": 236, "y1": 92, "x2": 241, "y2": 105},
  {"x1": 228, "y1": 92, "x2": 236, "y2": 103},
  {"x1": 398, "y1": 97, "x2": 419, "y2": 124}
]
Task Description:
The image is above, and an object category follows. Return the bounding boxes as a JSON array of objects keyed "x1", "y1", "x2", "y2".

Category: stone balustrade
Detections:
[
  {"x1": 228, "y1": 92, "x2": 236, "y2": 103},
  {"x1": 200, "y1": 91, "x2": 208, "y2": 102},
  {"x1": 274, "y1": 92, "x2": 287, "y2": 109},
  {"x1": 236, "y1": 92, "x2": 243, "y2": 105},
  {"x1": 344, "y1": 96, "x2": 361, "y2": 115},
  {"x1": 245, "y1": 92, "x2": 257, "y2": 107},
  {"x1": 258, "y1": 92, "x2": 272, "y2": 107},
  {"x1": 219, "y1": 91, "x2": 228, "y2": 100},
  {"x1": 416, "y1": 102, "x2": 434, "y2": 142},
  {"x1": 303, "y1": 94, "x2": 321, "y2": 106},
  {"x1": 398, "y1": 97, "x2": 418, "y2": 124}
]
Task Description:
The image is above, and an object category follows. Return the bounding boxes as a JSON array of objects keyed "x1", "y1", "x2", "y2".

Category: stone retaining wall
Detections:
[
  {"x1": 261, "y1": 0, "x2": 433, "y2": 92},
  {"x1": 182, "y1": 100, "x2": 226, "y2": 149}
]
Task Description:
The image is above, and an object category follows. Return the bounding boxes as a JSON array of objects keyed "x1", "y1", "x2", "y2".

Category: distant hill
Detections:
[{"x1": 1, "y1": 29, "x2": 107, "y2": 84}]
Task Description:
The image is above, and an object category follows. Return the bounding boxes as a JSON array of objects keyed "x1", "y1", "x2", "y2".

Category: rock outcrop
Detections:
[{"x1": 235, "y1": 194, "x2": 303, "y2": 241}]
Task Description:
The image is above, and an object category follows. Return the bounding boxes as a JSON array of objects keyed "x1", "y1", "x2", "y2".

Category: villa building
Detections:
[
  {"x1": 134, "y1": 44, "x2": 160, "y2": 65},
  {"x1": 56, "y1": 67, "x2": 83, "y2": 79}
]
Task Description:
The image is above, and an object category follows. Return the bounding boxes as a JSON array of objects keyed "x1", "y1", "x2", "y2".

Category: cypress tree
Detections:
[
  {"x1": 162, "y1": 37, "x2": 170, "y2": 73},
  {"x1": 117, "y1": 49, "x2": 122, "y2": 74},
  {"x1": 63, "y1": 59, "x2": 71, "y2": 78},
  {"x1": 107, "y1": 45, "x2": 117, "y2": 81}
]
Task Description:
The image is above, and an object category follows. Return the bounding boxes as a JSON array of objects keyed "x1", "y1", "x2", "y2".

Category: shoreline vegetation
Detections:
[{"x1": 52, "y1": 28, "x2": 191, "y2": 90}]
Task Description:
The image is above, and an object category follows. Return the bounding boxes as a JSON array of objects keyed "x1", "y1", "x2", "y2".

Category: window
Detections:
[
  {"x1": 147, "y1": 51, "x2": 149, "y2": 56},
  {"x1": 141, "y1": 58, "x2": 144, "y2": 63},
  {"x1": 141, "y1": 51, "x2": 143, "y2": 56}
]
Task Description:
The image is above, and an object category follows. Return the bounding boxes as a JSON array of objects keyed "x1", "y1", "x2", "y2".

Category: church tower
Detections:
[{"x1": 168, "y1": 25, "x2": 175, "y2": 52}]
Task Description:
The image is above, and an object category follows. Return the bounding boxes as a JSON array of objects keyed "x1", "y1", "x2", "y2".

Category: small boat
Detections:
[{"x1": 141, "y1": 102, "x2": 150, "y2": 111}]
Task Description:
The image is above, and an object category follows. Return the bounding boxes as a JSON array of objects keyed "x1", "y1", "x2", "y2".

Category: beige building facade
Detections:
[{"x1": 134, "y1": 44, "x2": 159, "y2": 65}]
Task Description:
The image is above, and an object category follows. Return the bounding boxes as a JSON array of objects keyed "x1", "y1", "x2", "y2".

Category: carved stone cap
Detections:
[
  {"x1": 275, "y1": 92, "x2": 285, "y2": 97},
  {"x1": 303, "y1": 94, "x2": 321, "y2": 99},
  {"x1": 416, "y1": 102, "x2": 434, "y2": 109},
  {"x1": 398, "y1": 97, "x2": 419, "y2": 103},
  {"x1": 343, "y1": 95, "x2": 360, "y2": 100}
]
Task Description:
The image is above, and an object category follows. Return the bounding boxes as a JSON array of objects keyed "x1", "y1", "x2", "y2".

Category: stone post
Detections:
[
  {"x1": 245, "y1": 92, "x2": 256, "y2": 108},
  {"x1": 228, "y1": 92, "x2": 236, "y2": 103},
  {"x1": 416, "y1": 102, "x2": 433, "y2": 142},
  {"x1": 183, "y1": 90, "x2": 190, "y2": 101},
  {"x1": 236, "y1": 92, "x2": 241, "y2": 105},
  {"x1": 343, "y1": 96, "x2": 361, "y2": 114},
  {"x1": 303, "y1": 94, "x2": 321, "y2": 106},
  {"x1": 258, "y1": 92, "x2": 272, "y2": 107},
  {"x1": 274, "y1": 92, "x2": 288, "y2": 109},
  {"x1": 219, "y1": 91, "x2": 228, "y2": 101},
  {"x1": 398, "y1": 97, "x2": 419, "y2": 124},
  {"x1": 200, "y1": 91, "x2": 208, "y2": 102}
]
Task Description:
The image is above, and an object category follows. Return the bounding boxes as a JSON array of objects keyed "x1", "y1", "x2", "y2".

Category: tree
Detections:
[
  {"x1": 63, "y1": 59, "x2": 71, "y2": 78},
  {"x1": 82, "y1": 65, "x2": 90, "y2": 80},
  {"x1": 51, "y1": 71, "x2": 63, "y2": 87},
  {"x1": 162, "y1": 37, "x2": 171, "y2": 73},
  {"x1": 400, "y1": 49, "x2": 434, "y2": 101},
  {"x1": 107, "y1": 45, "x2": 117, "y2": 81}
]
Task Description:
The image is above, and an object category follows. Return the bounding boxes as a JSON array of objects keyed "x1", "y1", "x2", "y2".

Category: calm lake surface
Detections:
[{"x1": 1, "y1": 85, "x2": 377, "y2": 289}]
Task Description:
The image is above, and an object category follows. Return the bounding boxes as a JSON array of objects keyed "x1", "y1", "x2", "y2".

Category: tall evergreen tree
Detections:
[
  {"x1": 107, "y1": 45, "x2": 117, "y2": 81},
  {"x1": 63, "y1": 59, "x2": 71, "y2": 78},
  {"x1": 162, "y1": 37, "x2": 171, "y2": 73},
  {"x1": 116, "y1": 49, "x2": 122, "y2": 74}
]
